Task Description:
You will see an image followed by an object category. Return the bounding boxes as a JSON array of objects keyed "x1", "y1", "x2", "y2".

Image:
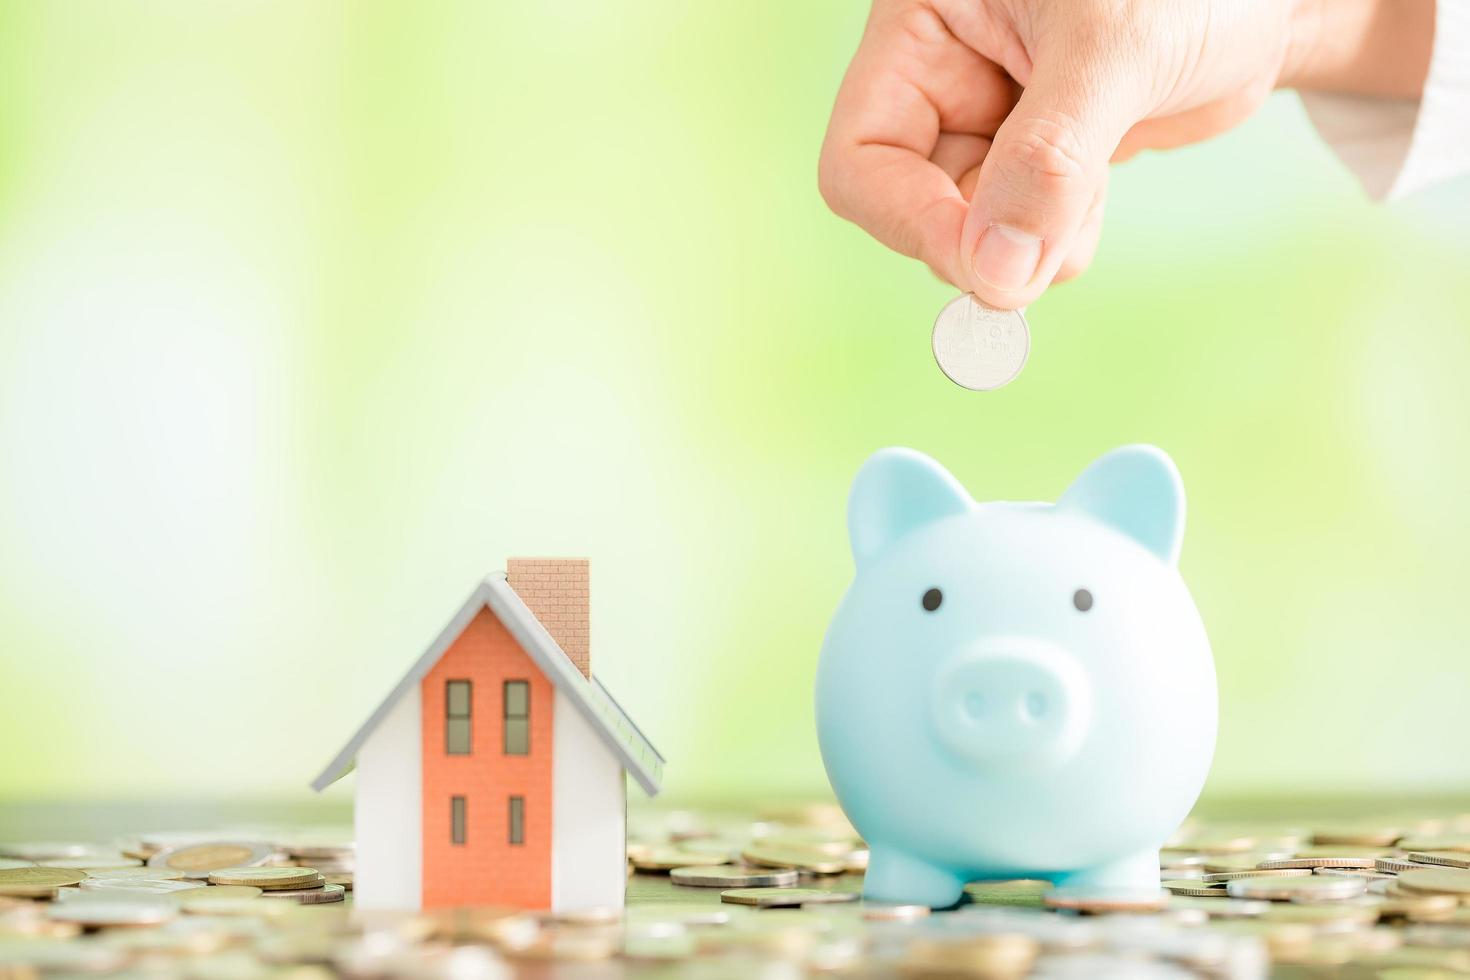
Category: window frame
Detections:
[
  {"x1": 503, "y1": 679, "x2": 530, "y2": 755},
  {"x1": 450, "y1": 795, "x2": 467, "y2": 845},
  {"x1": 508, "y1": 795, "x2": 525, "y2": 845},
  {"x1": 445, "y1": 679, "x2": 472, "y2": 755}
]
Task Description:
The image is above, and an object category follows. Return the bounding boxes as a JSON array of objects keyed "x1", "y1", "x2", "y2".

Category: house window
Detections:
[
  {"x1": 508, "y1": 796, "x2": 524, "y2": 845},
  {"x1": 451, "y1": 796, "x2": 466, "y2": 845},
  {"x1": 446, "y1": 680, "x2": 472, "y2": 754},
  {"x1": 503, "y1": 680, "x2": 529, "y2": 755}
]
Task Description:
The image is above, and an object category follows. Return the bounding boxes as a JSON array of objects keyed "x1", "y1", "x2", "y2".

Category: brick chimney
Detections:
[{"x1": 505, "y1": 558, "x2": 590, "y2": 678}]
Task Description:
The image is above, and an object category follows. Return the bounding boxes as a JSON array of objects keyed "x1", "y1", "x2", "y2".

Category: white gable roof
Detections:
[{"x1": 310, "y1": 573, "x2": 664, "y2": 796}]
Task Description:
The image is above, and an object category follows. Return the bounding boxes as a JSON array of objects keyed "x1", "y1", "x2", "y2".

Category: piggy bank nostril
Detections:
[{"x1": 1022, "y1": 691, "x2": 1048, "y2": 722}]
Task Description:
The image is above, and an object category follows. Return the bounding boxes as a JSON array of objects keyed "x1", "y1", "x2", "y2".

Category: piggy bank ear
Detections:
[
  {"x1": 1058, "y1": 445, "x2": 1185, "y2": 565},
  {"x1": 848, "y1": 448, "x2": 972, "y2": 567}
]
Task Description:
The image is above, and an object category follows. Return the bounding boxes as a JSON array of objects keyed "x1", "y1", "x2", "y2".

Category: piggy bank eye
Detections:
[
  {"x1": 921, "y1": 588, "x2": 943, "y2": 612},
  {"x1": 1073, "y1": 588, "x2": 1093, "y2": 612}
]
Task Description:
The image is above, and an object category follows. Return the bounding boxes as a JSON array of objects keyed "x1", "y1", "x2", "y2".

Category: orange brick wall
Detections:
[
  {"x1": 421, "y1": 607, "x2": 554, "y2": 908},
  {"x1": 506, "y1": 558, "x2": 589, "y2": 677}
]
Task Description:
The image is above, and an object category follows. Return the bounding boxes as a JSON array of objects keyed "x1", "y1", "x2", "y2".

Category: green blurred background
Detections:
[{"x1": 2, "y1": 1, "x2": 1468, "y2": 809}]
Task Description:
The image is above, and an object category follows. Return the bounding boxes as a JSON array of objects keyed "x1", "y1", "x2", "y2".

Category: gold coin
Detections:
[
  {"x1": 1407, "y1": 851, "x2": 1470, "y2": 870},
  {"x1": 0, "y1": 867, "x2": 87, "y2": 897},
  {"x1": 150, "y1": 842, "x2": 272, "y2": 877},
  {"x1": 1376, "y1": 892, "x2": 1459, "y2": 922},
  {"x1": 1163, "y1": 879, "x2": 1228, "y2": 897},
  {"x1": 1257, "y1": 855, "x2": 1378, "y2": 870},
  {"x1": 258, "y1": 882, "x2": 345, "y2": 905},
  {"x1": 1203, "y1": 869, "x2": 1313, "y2": 882},
  {"x1": 1378, "y1": 856, "x2": 1438, "y2": 874},
  {"x1": 1311, "y1": 827, "x2": 1403, "y2": 847},
  {"x1": 1398, "y1": 868, "x2": 1470, "y2": 896},
  {"x1": 208, "y1": 866, "x2": 319, "y2": 889},
  {"x1": 719, "y1": 887, "x2": 858, "y2": 907},
  {"x1": 629, "y1": 847, "x2": 732, "y2": 872},
  {"x1": 739, "y1": 845, "x2": 846, "y2": 875},
  {"x1": 902, "y1": 935, "x2": 1038, "y2": 976}
]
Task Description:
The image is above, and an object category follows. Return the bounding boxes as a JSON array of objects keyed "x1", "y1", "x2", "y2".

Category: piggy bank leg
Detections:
[
  {"x1": 1054, "y1": 849, "x2": 1160, "y2": 895},
  {"x1": 864, "y1": 849, "x2": 967, "y2": 908}
]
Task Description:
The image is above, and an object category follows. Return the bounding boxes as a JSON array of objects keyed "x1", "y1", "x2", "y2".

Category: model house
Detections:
[{"x1": 311, "y1": 558, "x2": 664, "y2": 911}]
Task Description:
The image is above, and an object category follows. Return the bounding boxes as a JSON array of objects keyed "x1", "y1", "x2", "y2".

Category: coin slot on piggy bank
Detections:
[{"x1": 815, "y1": 445, "x2": 1217, "y2": 909}]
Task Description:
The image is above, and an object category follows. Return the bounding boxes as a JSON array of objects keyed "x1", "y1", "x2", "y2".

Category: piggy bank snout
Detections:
[{"x1": 930, "y1": 643, "x2": 1091, "y2": 770}]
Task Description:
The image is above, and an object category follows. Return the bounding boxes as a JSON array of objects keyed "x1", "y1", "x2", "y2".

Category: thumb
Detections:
[{"x1": 961, "y1": 48, "x2": 1143, "y2": 308}]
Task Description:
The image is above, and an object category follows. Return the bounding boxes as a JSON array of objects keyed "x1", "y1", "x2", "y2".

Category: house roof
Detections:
[{"x1": 310, "y1": 573, "x2": 665, "y2": 796}]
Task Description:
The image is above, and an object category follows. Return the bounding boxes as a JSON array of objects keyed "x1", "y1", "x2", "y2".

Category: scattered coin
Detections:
[
  {"x1": 81, "y1": 866, "x2": 188, "y2": 881},
  {"x1": 1377, "y1": 856, "x2": 1437, "y2": 874},
  {"x1": 47, "y1": 896, "x2": 178, "y2": 927},
  {"x1": 670, "y1": 865, "x2": 799, "y2": 888},
  {"x1": 740, "y1": 845, "x2": 847, "y2": 875},
  {"x1": 148, "y1": 842, "x2": 273, "y2": 879},
  {"x1": 208, "y1": 866, "x2": 321, "y2": 889},
  {"x1": 78, "y1": 878, "x2": 204, "y2": 895},
  {"x1": 258, "y1": 882, "x2": 345, "y2": 905},
  {"x1": 1226, "y1": 876, "x2": 1367, "y2": 901},
  {"x1": 1203, "y1": 868, "x2": 1313, "y2": 882},
  {"x1": 1313, "y1": 867, "x2": 1394, "y2": 879},
  {"x1": 720, "y1": 888, "x2": 858, "y2": 908},
  {"x1": 862, "y1": 903, "x2": 930, "y2": 921},
  {"x1": 1042, "y1": 888, "x2": 1169, "y2": 912},
  {"x1": 1163, "y1": 880, "x2": 1228, "y2": 897},
  {"x1": 630, "y1": 847, "x2": 733, "y2": 872},
  {"x1": 1311, "y1": 827, "x2": 1403, "y2": 847},
  {"x1": 1376, "y1": 892, "x2": 1459, "y2": 922},
  {"x1": 1257, "y1": 856, "x2": 1378, "y2": 870},
  {"x1": 903, "y1": 934, "x2": 1039, "y2": 976},
  {"x1": 931, "y1": 293, "x2": 1030, "y2": 391},
  {"x1": 1407, "y1": 851, "x2": 1470, "y2": 870},
  {"x1": 1398, "y1": 868, "x2": 1470, "y2": 897},
  {"x1": 0, "y1": 867, "x2": 88, "y2": 898}
]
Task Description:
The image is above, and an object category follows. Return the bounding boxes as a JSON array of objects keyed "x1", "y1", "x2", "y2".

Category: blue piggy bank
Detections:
[{"x1": 816, "y1": 445, "x2": 1216, "y2": 908}]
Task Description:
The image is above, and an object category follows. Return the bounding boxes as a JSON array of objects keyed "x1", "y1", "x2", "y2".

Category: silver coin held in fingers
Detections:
[{"x1": 931, "y1": 293, "x2": 1030, "y2": 390}]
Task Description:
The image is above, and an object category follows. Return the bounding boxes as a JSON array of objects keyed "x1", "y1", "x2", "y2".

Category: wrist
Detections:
[{"x1": 1282, "y1": 0, "x2": 1434, "y2": 99}]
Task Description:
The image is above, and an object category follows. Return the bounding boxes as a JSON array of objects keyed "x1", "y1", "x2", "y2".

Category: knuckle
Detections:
[{"x1": 994, "y1": 113, "x2": 1092, "y2": 200}]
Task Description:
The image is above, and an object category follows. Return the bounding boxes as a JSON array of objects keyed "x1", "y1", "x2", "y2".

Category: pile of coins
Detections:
[{"x1": 5, "y1": 809, "x2": 1470, "y2": 975}]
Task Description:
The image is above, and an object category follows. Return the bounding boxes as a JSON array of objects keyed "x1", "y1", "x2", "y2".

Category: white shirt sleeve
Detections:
[{"x1": 1300, "y1": 0, "x2": 1470, "y2": 200}]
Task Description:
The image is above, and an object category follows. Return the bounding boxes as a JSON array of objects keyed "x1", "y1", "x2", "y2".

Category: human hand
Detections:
[{"x1": 818, "y1": 0, "x2": 1434, "y2": 309}]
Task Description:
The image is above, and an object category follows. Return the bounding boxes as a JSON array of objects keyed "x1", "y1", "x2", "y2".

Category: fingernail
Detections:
[{"x1": 972, "y1": 224, "x2": 1042, "y2": 292}]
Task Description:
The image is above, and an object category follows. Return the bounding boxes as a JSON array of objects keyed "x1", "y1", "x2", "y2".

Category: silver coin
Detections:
[
  {"x1": 47, "y1": 895, "x2": 179, "y2": 927},
  {"x1": 931, "y1": 293, "x2": 1030, "y2": 390},
  {"x1": 670, "y1": 865, "x2": 799, "y2": 888},
  {"x1": 79, "y1": 877, "x2": 205, "y2": 894},
  {"x1": 1225, "y1": 874, "x2": 1366, "y2": 901},
  {"x1": 258, "y1": 882, "x2": 344, "y2": 904}
]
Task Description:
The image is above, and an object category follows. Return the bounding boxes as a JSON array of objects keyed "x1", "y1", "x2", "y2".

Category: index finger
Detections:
[{"x1": 818, "y1": 4, "x2": 1015, "y2": 287}]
